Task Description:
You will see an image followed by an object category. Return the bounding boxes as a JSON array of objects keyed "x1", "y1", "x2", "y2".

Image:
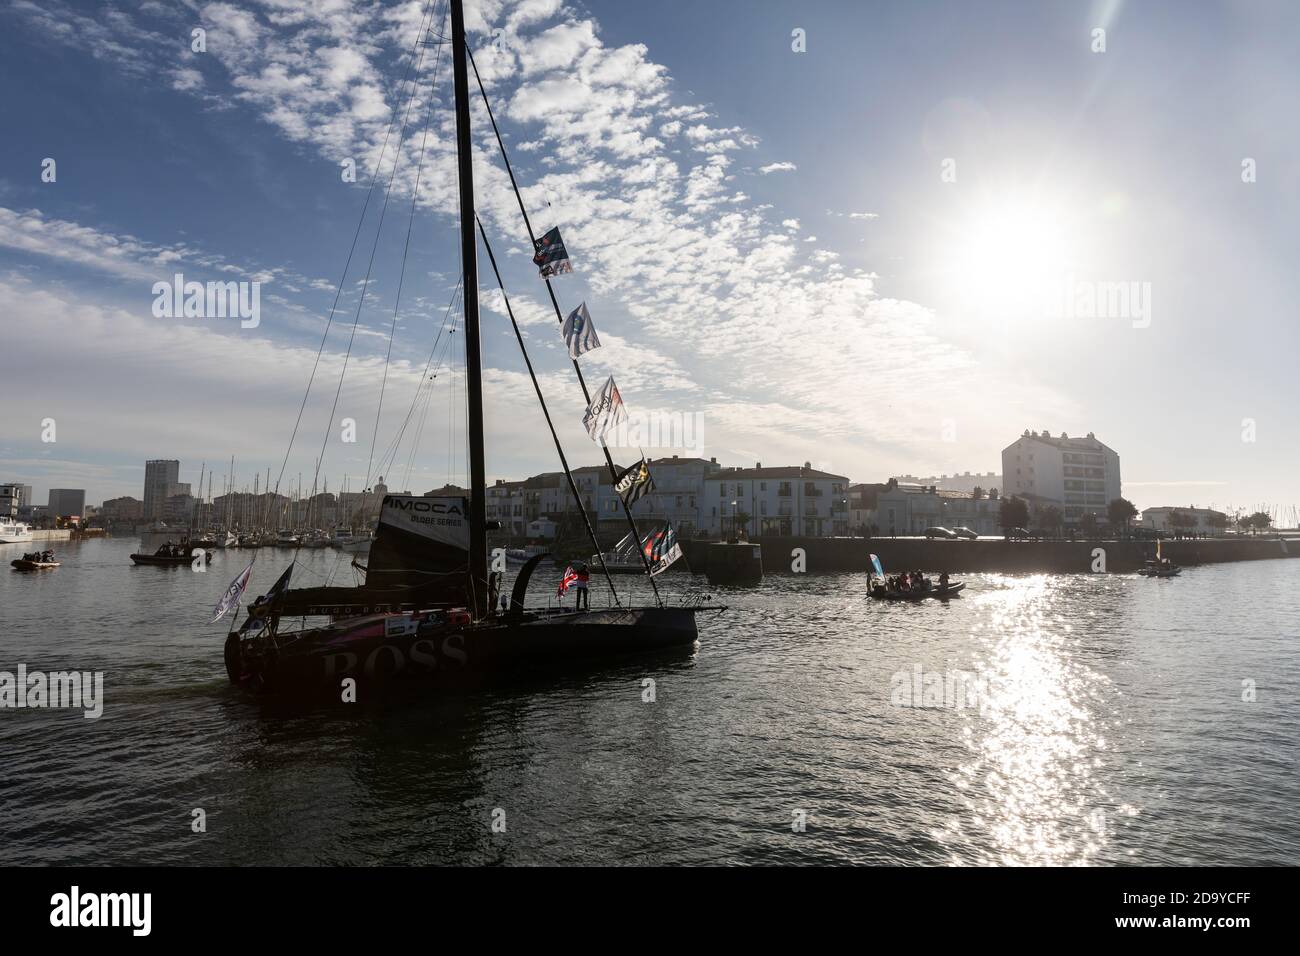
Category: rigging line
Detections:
[
  {"x1": 402, "y1": 311, "x2": 458, "y2": 490},
  {"x1": 381, "y1": 303, "x2": 457, "y2": 485},
  {"x1": 477, "y1": 214, "x2": 622, "y2": 603},
  {"x1": 268, "y1": 0, "x2": 438, "y2": 521},
  {"x1": 306, "y1": 1, "x2": 442, "y2": 531},
  {"x1": 372, "y1": 282, "x2": 461, "y2": 478},
  {"x1": 365, "y1": 0, "x2": 451, "y2": 491},
  {"x1": 467, "y1": 44, "x2": 663, "y2": 605}
]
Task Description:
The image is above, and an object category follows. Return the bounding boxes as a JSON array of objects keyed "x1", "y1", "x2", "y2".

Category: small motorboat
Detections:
[
  {"x1": 866, "y1": 553, "x2": 963, "y2": 601},
  {"x1": 130, "y1": 541, "x2": 213, "y2": 566},
  {"x1": 1138, "y1": 563, "x2": 1180, "y2": 578},
  {"x1": 870, "y1": 582, "x2": 966, "y2": 601},
  {"x1": 11, "y1": 551, "x2": 59, "y2": 571},
  {"x1": 1140, "y1": 543, "x2": 1180, "y2": 577}
]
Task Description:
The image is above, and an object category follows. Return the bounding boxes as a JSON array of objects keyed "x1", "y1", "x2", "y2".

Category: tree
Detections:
[
  {"x1": 1249, "y1": 511, "x2": 1272, "y2": 533},
  {"x1": 1206, "y1": 512, "x2": 1229, "y2": 535},
  {"x1": 999, "y1": 496, "x2": 1029, "y2": 535},
  {"x1": 1080, "y1": 512, "x2": 1100, "y2": 537},
  {"x1": 1039, "y1": 505, "x2": 1063, "y2": 533},
  {"x1": 1167, "y1": 510, "x2": 1187, "y2": 533},
  {"x1": 1107, "y1": 497, "x2": 1138, "y2": 536}
]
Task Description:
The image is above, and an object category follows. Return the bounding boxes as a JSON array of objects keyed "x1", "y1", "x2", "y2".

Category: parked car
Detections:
[
  {"x1": 923, "y1": 526, "x2": 959, "y2": 539},
  {"x1": 952, "y1": 527, "x2": 979, "y2": 539},
  {"x1": 1007, "y1": 527, "x2": 1032, "y2": 540}
]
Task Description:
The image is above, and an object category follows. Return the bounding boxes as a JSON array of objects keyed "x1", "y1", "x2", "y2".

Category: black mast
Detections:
[{"x1": 451, "y1": 0, "x2": 488, "y2": 619}]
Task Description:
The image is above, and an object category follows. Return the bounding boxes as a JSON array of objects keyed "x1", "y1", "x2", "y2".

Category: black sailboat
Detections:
[{"x1": 223, "y1": 0, "x2": 718, "y2": 697}]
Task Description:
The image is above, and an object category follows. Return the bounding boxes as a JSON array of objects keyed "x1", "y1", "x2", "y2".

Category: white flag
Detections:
[
  {"x1": 562, "y1": 301, "x2": 601, "y2": 359},
  {"x1": 210, "y1": 560, "x2": 254, "y2": 624},
  {"x1": 582, "y1": 375, "x2": 627, "y2": 441}
]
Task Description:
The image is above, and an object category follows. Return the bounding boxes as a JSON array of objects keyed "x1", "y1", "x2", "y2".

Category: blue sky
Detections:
[{"x1": 1, "y1": 0, "x2": 1296, "y2": 518}]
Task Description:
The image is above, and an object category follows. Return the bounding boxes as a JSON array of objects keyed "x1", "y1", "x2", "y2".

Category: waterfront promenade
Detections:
[{"x1": 682, "y1": 535, "x2": 1300, "y2": 575}]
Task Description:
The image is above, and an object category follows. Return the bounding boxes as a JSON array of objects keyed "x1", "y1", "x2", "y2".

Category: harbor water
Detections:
[{"x1": 1, "y1": 537, "x2": 1297, "y2": 865}]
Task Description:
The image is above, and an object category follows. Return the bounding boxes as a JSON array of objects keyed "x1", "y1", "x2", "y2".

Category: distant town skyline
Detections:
[{"x1": 2, "y1": 1, "x2": 1296, "y2": 518}]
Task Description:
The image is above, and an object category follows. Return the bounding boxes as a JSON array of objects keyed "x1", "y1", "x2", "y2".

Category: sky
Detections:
[{"x1": 0, "y1": 0, "x2": 1297, "y2": 518}]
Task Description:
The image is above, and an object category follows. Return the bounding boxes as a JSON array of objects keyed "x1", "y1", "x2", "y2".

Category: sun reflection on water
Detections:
[{"x1": 940, "y1": 575, "x2": 1135, "y2": 864}]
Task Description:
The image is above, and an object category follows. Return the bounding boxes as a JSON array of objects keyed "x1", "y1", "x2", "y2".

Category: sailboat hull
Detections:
[{"x1": 225, "y1": 605, "x2": 702, "y2": 697}]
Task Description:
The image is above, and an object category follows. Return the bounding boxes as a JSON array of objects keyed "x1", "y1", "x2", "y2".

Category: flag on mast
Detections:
[
  {"x1": 239, "y1": 564, "x2": 294, "y2": 633},
  {"x1": 646, "y1": 522, "x2": 682, "y2": 576},
  {"x1": 869, "y1": 553, "x2": 885, "y2": 579},
  {"x1": 210, "y1": 560, "x2": 254, "y2": 624},
  {"x1": 561, "y1": 301, "x2": 601, "y2": 359},
  {"x1": 582, "y1": 375, "x2": 627, "y2": 441},
  {"x1": 613, "y1": 456, "x2": 655, "y2": 506},
  {"x1": 532, "y1": 226, "x2": 572, "y2": 277}
]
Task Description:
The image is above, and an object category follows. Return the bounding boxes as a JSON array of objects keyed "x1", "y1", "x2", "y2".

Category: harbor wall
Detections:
[
  {"x1": 30, "y1": 529, "x2": 73, "y2": 543},
  {"x1": 682, "y1": 535, "x2": 1299, "y2": 575}
]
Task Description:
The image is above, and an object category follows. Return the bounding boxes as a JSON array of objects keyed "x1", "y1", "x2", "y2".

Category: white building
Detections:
[
  {"x1": 702, "y1": 463, "x2": 850, "y2": 537},
  {"x1": 893, "y1": 471, "x2": 1001, "y2": 496},
  {"x1": 527, "y1": 517, "x2": 558, "y2": 540},
  {"x1": 875, "y1": 482, "x2": 1004, "y2": 536},
  {"x1": 1140, "y1": 506, "x2": 1228, "y2": 534},
  {"x1": 627, "y1": 455, "x2": 720, "y2": 537},
  {"x1": 486, "y1": 478, "x2": 528, "y2": 536},
  {"x1": 1001, "y1": 430, "x2": 1120, "y2": 524}
]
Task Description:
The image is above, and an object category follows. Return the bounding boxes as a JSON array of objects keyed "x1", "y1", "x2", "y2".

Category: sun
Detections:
[{"x1": 936, "y1": 193, "x2": 1078, "y2": 321}]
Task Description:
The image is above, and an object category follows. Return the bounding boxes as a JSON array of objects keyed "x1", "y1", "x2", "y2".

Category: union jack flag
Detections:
[{"x1": 557, "y1": 562, "x2": 590, "y2": 596}]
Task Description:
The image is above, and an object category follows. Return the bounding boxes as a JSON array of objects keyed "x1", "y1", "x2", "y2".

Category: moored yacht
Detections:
[
  {"x1": 220, "y1": 0, "x2": 721, "y2": 700},
  {"x1": 0, "y1": 521, "x2": 34, "y2": 544}
]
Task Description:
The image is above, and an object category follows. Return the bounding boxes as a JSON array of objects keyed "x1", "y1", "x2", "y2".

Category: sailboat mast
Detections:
[{"x1": 450, "y1": 0, "x2": 488, "y2": 619}]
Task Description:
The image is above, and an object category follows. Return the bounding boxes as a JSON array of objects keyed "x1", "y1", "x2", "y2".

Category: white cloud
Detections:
[{"x1": 5, "y1": 0, "x2": 1078, "y2": 491}]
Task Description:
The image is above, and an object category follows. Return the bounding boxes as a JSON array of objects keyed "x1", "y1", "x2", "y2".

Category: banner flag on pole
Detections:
[
  {"x1": 646, "y1": 522, "x2": 682, "y2": 576},
  {"x1": 613, "y1": 456, "x2": 655, "y2": 506},
  {"x1": 210, "y1": 560, "x2": 254, "y2": 624},
  {"x1": 562, "y1": 301, "x2": 602, "y2": 359},
  {"x1": 239, "y1": 564, "x2": 294, "y2": 633},
  {"x1": 532, "y1": 226, "x2": 572, "y2": 277},
  {"x1": 582, "y1": 375, "x2": 627, "y2": 441}
]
